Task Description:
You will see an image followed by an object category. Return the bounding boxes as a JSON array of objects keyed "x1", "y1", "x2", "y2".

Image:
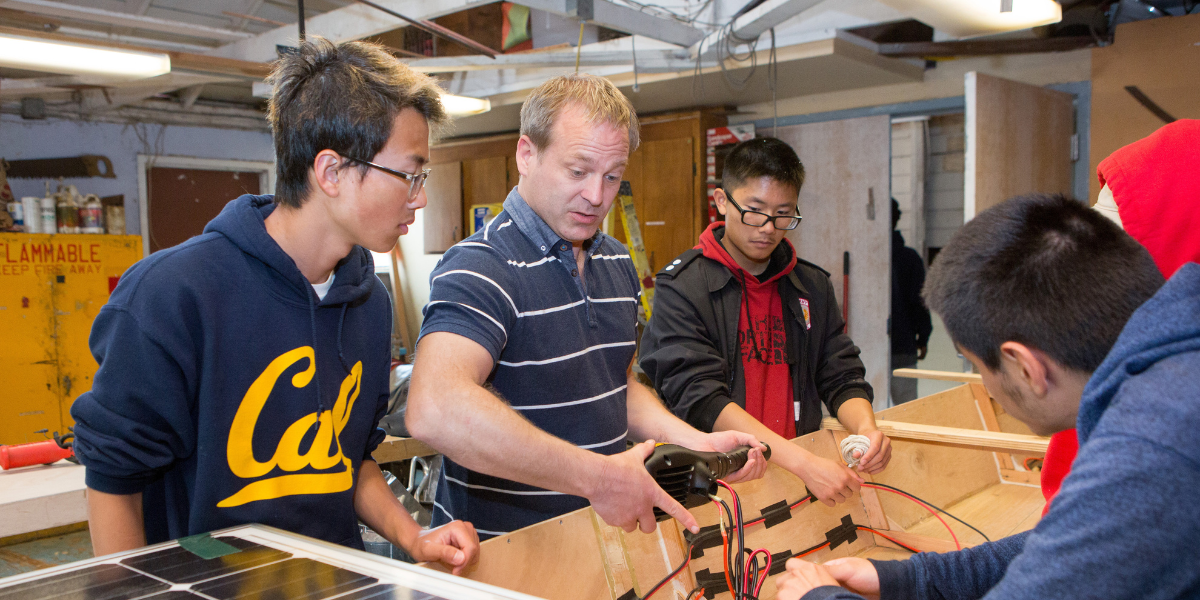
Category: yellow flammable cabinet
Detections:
[{"x1": 0, "y1": 233, "x2": 142, "y2": 445}]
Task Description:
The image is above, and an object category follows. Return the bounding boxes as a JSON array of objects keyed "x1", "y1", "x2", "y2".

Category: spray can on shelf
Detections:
[
  {"x1": 22, "y1": 196, "x2": 40, "y2": 233},
  {"x1": 40, "y1": 196, "x2": 56, "y2": 235},
  {"x1": 80, "y1": 194, "x2": 104, "y2": 234}
]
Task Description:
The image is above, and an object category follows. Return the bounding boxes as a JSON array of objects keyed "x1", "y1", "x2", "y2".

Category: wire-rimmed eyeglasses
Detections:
[
  {"x1": 724, "y1": 190, "x2": 802, "y2": 230},
  {"x1": 345, "y1": 156, "x2": 431, "y2": 198}
]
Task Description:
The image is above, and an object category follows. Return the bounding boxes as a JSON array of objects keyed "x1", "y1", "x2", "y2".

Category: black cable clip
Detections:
[
  {"x1": 824, "y1": 514, "x2": 859, "y2": 550},
  {"x1": 757, "y1": 499, "x2": 793, "y2": 529},
  {"x1": 694, "y1": 568, "x2": 730, "y2": 599}
]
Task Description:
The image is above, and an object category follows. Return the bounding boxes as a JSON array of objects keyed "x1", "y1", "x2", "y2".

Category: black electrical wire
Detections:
[
  {"x1": 864, "y1": 482, "x2": 991, "y2": 542},
  {"x1": 713, "y1": 495, "x2": 740, "y2": 599}
]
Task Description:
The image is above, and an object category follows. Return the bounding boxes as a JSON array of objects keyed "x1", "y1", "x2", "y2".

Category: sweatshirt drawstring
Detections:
[
  {"x1": 308, "y1": 290, "x2": 323, "y2": 431},
  {"x1": 336, "y1": 303, "x2": 350, "y2": 373}
]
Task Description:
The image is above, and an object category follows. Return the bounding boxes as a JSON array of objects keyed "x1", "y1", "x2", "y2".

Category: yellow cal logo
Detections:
[{"x1": 218, "y1": 346, "x2": 362, "y2": 507}]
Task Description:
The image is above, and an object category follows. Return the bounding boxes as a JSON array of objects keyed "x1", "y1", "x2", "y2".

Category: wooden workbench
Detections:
[
  {"x1": 0, "y1": 461, "x2": 87, "y2": 539},
  {"x1": 371, "y1": 435, "x2": 438, "y2": 464}
]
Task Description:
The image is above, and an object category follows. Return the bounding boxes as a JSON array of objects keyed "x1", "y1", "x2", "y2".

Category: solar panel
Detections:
[{"x1": 0, "y1": 525, "x2": 542, "y2": 600}]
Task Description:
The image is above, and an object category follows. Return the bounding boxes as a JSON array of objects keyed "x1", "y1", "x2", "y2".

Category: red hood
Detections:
[
  {"x1": 1097, "y1": 119, "x2": 1200, "y2": 278},
  {"x1": 697, "y1": 222, "x2": 797, "y2": 287}
]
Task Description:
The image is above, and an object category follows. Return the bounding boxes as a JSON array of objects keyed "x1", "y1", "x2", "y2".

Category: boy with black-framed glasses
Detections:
[{"x1": 640, "y1": 137, "x2": 892, "y2": 506}]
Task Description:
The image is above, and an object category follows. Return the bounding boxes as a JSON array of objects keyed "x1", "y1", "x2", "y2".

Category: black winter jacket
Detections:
[{"x1": 639, "y1": 232, "x2": 873, "y2": 435}]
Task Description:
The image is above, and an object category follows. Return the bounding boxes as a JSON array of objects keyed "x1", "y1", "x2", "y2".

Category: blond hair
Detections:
[{"x1": 519, "y1": 73, "x2": 639, "y2": 152}]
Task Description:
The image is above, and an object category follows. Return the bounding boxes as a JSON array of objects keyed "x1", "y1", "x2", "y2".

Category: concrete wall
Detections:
[{"x1": 1, "y1": 115, "x2": 273, "y2": 236}]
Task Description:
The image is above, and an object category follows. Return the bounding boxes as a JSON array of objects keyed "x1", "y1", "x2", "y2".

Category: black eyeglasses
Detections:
[
  {"x1": 345, "y1": 156, "x2": 431, "y2": 198},
  {"x1": 724, "y1": 191, "x2": 802, "y2": 230}
]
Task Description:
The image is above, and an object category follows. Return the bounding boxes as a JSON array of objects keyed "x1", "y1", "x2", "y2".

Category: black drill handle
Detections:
[{"x1": 708, "y1": 443, "x2": 771, "y2": 479}]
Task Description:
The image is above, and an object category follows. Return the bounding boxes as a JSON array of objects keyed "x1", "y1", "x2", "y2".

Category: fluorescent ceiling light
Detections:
[
  {"x1": 441, "y1": 93, "x2": 491, "y2": 117},
  {"x1": 0, "y1": 33, "x2": 170, "y2": 80},
  {"x1": 874, "y1": 0, "x2": 1062, "y2": 38},
  {"x1": 251, "y1": 83, "x2": 492, "y2": 118}
]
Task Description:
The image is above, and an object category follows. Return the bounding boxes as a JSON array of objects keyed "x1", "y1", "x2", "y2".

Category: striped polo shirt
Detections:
[{"x1": 419, "y1": 187, "x2": 639, "y2": 538}]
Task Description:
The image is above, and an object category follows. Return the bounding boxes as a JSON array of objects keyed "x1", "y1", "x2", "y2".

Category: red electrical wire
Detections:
[
  {"x1": 862, "y1": 483, "x2": 960, "y2": 550},
  {"x1": 856, "y1": 526, "x2": 920, "y2": 554},
  {"x1": 745, "y1": 548, "x2": 772, "y2": 598},
  {"x1": 795, "y1": 541, "x2": 831, "y2": 559}
]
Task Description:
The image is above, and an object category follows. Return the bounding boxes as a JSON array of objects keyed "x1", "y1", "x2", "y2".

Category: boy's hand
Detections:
[
  {"x1": 407, "y1": 521, "x2": 479, "y2": 576},
  {"x1": 798, "y1": 456, "x2": 863, "y2": 506},
  {"x1": 687, "y1": 430, "x2": 769, "y2": 484},
  {"x1": 775, "y1": 559, "x2": 842, "y2": 600},
  {"x1": 852, "y1": 430, "x2": 892, "y2": 475},
  {"x1": 822, "y1": 557, "x2": 880, "y2": 597}
]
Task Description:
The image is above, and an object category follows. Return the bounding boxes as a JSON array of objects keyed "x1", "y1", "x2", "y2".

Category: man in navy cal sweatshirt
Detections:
[
  {"x1": 777, "y1": 194, "x2": 1200, "y2": 599},
  {"x1": 70, "y1": 38, "x2": 478, "y2": 573}
]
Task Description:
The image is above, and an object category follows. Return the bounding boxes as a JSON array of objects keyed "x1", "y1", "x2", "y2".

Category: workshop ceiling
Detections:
[{"x1": 0, "y1": 0, "x2": 1185, "y2": 136}]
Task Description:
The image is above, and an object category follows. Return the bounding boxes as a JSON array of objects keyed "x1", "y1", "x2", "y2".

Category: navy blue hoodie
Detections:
[
  {"x1": 803, "y1": 262, "x2": 1200, "y2": 600},
  {"x1": 71, "y1": 194, "x2": 392, "y2": 549}
]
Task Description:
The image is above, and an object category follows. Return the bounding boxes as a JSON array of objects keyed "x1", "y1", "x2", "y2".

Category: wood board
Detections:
[{"x1": 964, "y1": 71, "x2": 1074, "y2": 218}]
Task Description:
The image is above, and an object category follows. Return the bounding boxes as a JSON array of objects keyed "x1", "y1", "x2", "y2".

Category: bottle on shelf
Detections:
[
  {"x1": 81, "y1": 194, "x2": 104, "y2": 234},
  {"x1": 56, "y1": 183, "x2": 80, "y2": 234}
]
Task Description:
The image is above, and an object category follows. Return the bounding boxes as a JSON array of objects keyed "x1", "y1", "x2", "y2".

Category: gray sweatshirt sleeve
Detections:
[{"x1": 869, "y1": 532, "x2": 1028, "y2": 600}]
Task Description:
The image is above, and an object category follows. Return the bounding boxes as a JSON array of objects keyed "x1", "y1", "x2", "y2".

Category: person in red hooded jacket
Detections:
[
  {"x1": 1039, "y1": 119, "x2": 1200, "y2": 514},
  {"x1": 639, "y1": 137, "x2": 891, "y2": 506}
]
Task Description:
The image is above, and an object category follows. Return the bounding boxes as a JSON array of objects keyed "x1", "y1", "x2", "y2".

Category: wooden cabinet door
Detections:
[
  {"x1": 423, "y1": 161, "x2": 462, "y2": 253},
  {"x1": 624, "y1": 137, "x2": 695, "y2": 273},
  {"x1": 461, "y1": 156, "x2": 510, "y2": 236},
  {"x1": 965, "y1": 71, "x2": 1074, "y2": 219}
]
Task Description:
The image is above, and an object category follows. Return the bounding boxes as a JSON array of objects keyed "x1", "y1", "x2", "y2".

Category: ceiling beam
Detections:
[
  {"x1": 208, "y1": 0, "x2": 493, "y2": 63},
  {"x1": 689, "y1": 0, "x2": 824, "y2": 57},
  {"x1": 519, "y1": 0, "x2": 705, "y2": 47},
  {"x1": 0, "y1": 0, "x2": 253, "y2": 42},
  {"x1": 76, "y1": 72, "x2": 232, "y2": 113},
  {"x1": 405, "y1": 46, "x2": 702, "y2": 73},
  {"x1": 877, "y1": 36, "x2": 1095, "y2": 58}
]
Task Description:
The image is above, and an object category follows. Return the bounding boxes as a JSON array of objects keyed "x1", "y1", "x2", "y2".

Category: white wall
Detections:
[{"x1": 1, "y1": 115, "x2": 273, "y2": 235}]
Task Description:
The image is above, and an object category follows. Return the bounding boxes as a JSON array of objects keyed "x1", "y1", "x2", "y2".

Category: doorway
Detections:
[{"x1": 137, "y1": 155, "x2": 275, "y2": 255}]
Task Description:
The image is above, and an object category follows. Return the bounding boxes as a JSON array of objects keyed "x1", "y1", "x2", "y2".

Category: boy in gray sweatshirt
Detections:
[{"x1": 778, "y1": 194, "x2": 1200, "y2": 600}]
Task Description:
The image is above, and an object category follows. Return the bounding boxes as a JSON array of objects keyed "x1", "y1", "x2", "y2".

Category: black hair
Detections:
[
  {"x1": 923, "y1": 193, "x2": 1164, "y2": 372},
  {"x1": 267, "y1": 37, "x2": 448, "y2": 208},
  {"x1": 892, "y1": 198, "x2": 901, "y2": 229},
  {"x1": 722, "y1": 137, "x2": 805, "y2": 195}
]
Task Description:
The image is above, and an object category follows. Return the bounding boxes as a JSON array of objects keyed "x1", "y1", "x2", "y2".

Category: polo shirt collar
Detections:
[{"x1": 502, "y1": 186, "x2": 601, "y2": 256}]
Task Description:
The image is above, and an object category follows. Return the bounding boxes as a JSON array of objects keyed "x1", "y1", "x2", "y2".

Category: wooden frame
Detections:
[{"x1": 420, "y1": 384, "x2": 1048, "y2": 599}]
